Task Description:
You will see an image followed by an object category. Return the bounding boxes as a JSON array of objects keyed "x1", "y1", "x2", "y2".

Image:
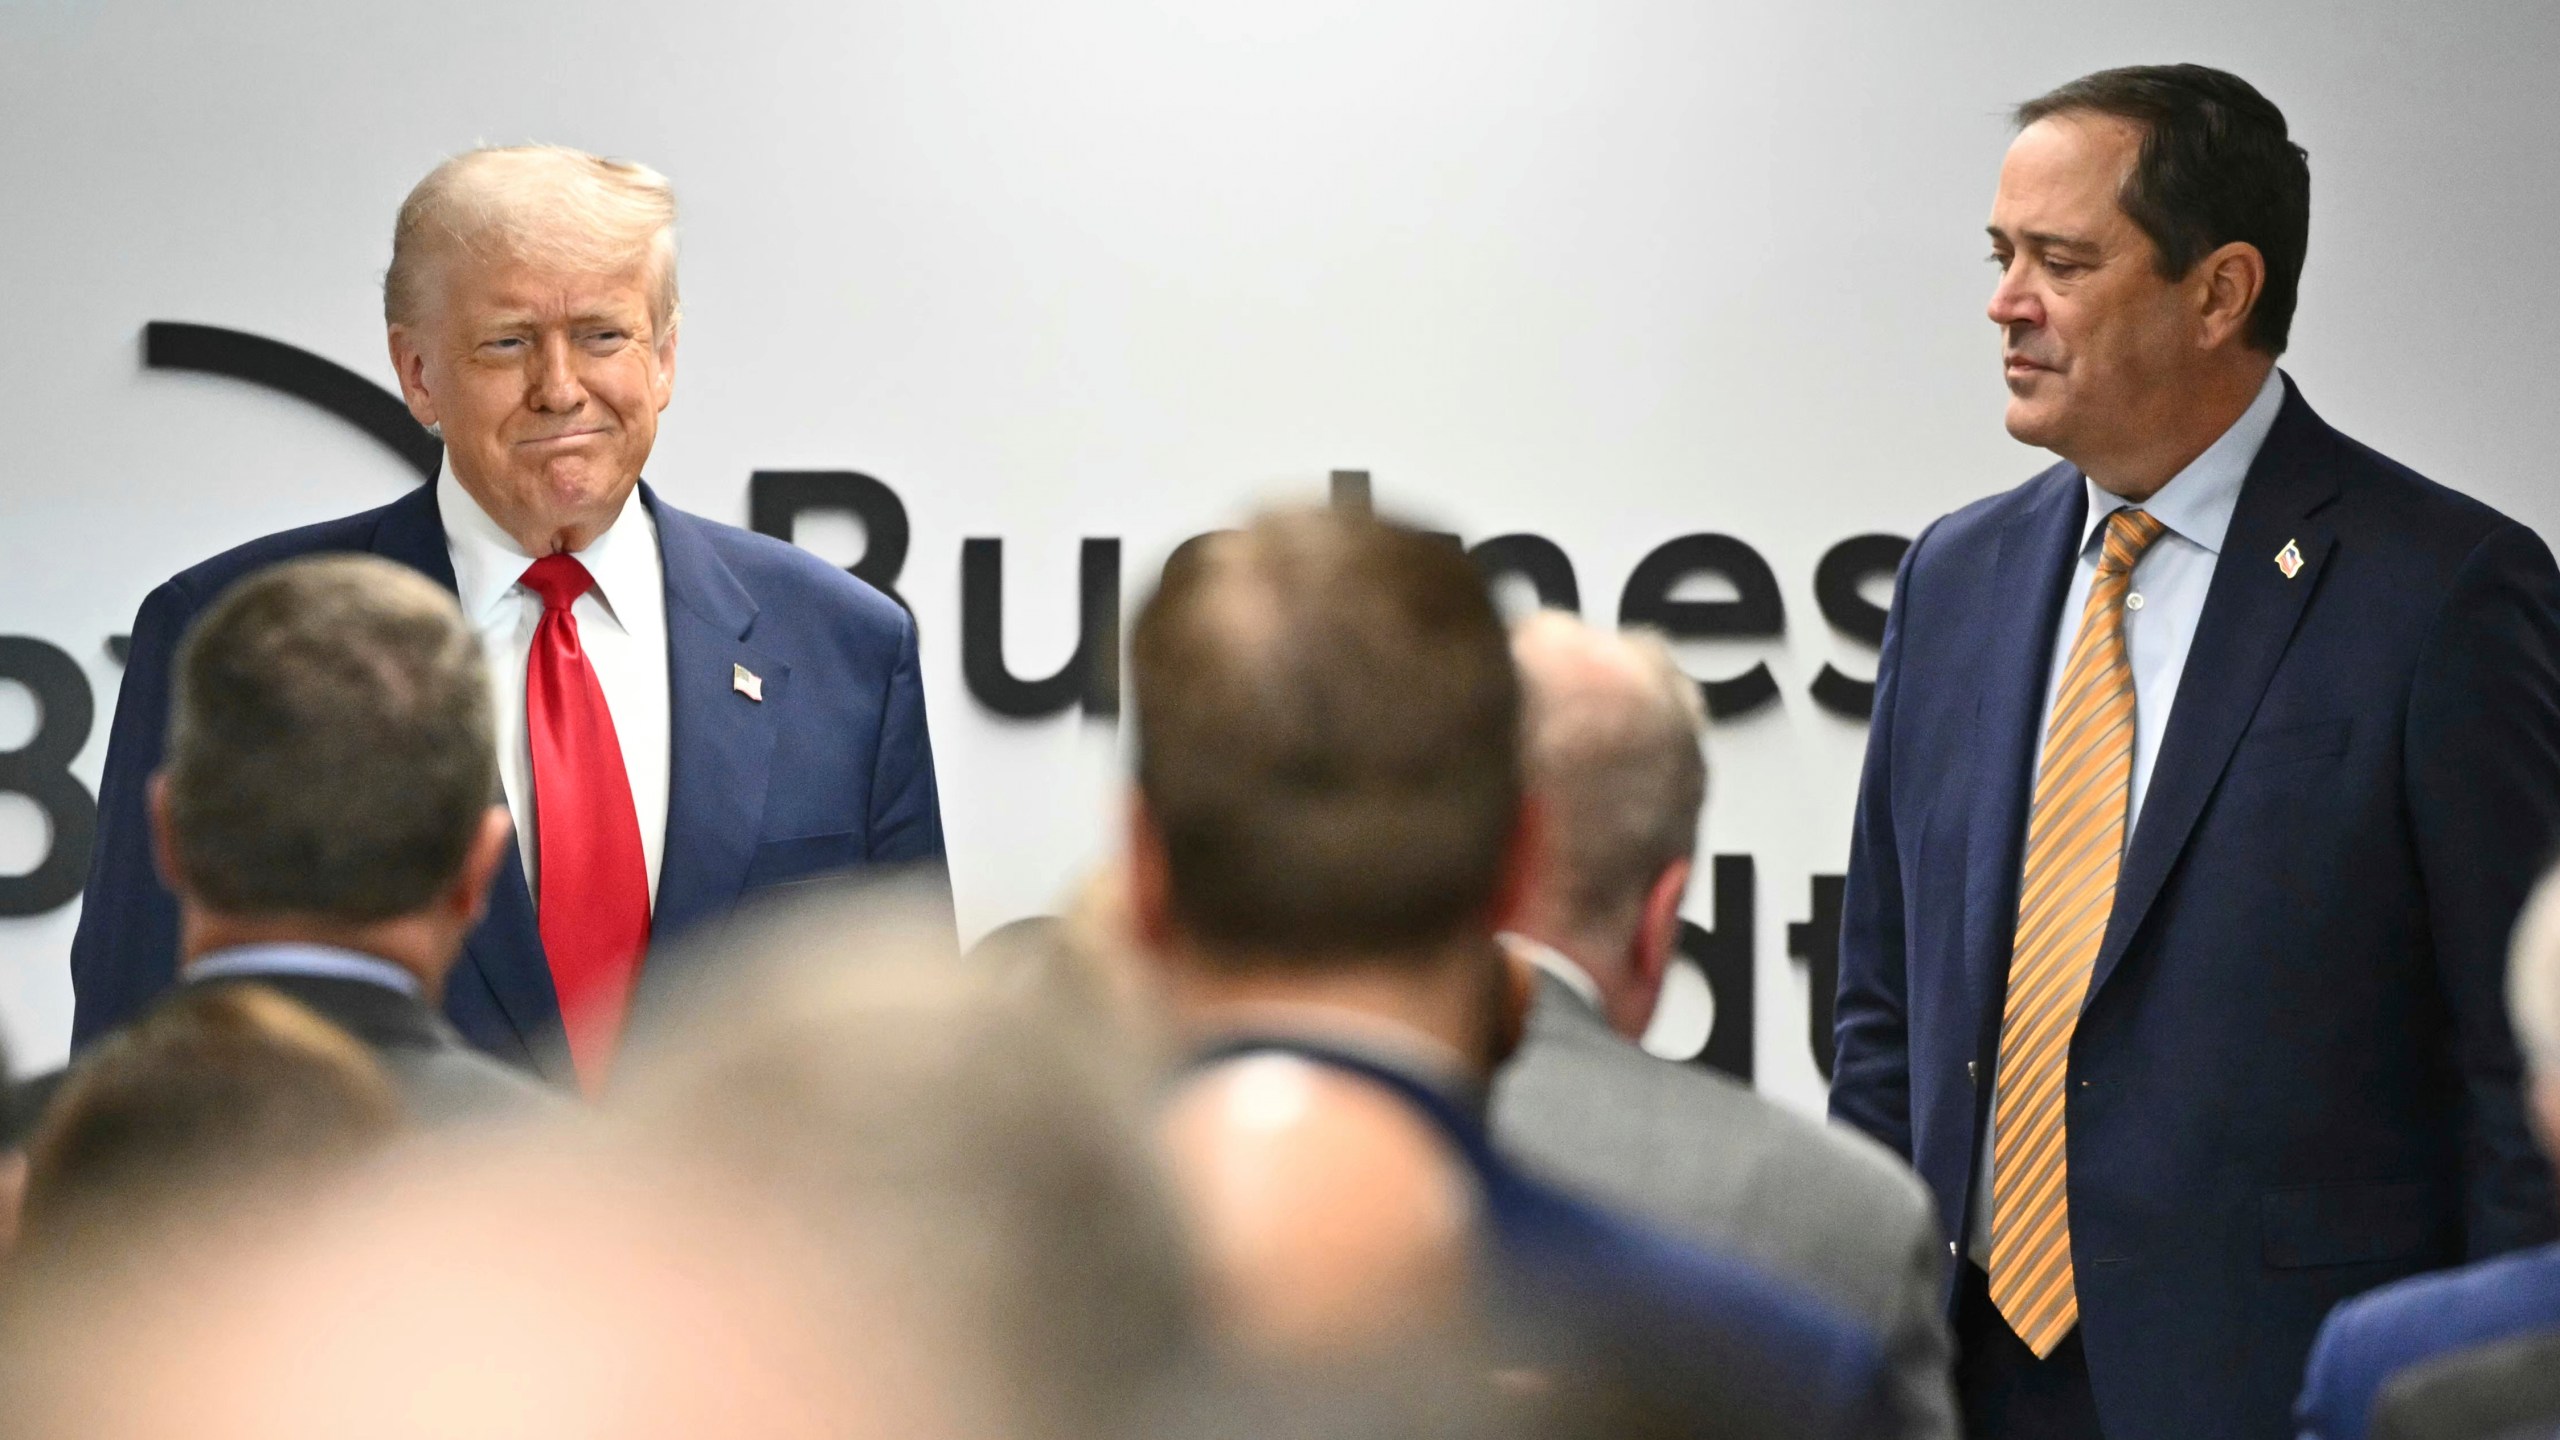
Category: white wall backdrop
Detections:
[{"x1": 4, "y1": 0, "x2": 2556, "y2": 1114}]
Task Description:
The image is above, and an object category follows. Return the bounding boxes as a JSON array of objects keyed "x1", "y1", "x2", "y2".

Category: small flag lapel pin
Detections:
[
  {"x1": 733, "y1": 663, "x2": 764, "y2": 702},
  {"x1": 2275, "y1": 539, "x2": 2304, "y2": 580}
]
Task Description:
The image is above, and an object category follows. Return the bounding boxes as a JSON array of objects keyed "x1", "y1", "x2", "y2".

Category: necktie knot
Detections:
[
  {"x1": 520, "y1": 554, "x2": 597, "y2": 613},
  {"x1": 2098, "y1": 508, "x2": 2168, "y2": 576}
]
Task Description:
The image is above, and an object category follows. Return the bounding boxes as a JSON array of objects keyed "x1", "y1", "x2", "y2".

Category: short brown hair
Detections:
[
  {"x1": 165, "y1": 554, "x2": 496, "y2": 921},
  {"x1": 1130, "y1": 508, "x2": 1521, "y2": 959},
  {"x1": 19, "y1": 983, "x2": 400, "y2": 1248}
]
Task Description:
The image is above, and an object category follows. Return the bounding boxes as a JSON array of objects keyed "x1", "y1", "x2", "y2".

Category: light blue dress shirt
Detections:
[
  {"x1": 1966, "y1": 366, "x2": 2288, "y2": 1266},
  {"x1": 185, "y1": 942, "x2": 422, "y2": 998}
]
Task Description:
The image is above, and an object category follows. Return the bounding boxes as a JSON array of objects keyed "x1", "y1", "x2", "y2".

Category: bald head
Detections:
[
  {"x1": 1159, "y1": 1054, "x2": 1478, "y2": 1360},
  {"x1": 1508, "y1": 612, "x2": 1707, "y2": 1035}
]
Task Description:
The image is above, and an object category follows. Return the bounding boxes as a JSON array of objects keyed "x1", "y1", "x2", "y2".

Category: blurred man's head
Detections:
[
  {"x1": 1507, "y1": 613, "x2": 1707, "y2": 1039},
  {"x1": 1986, "y1": 64, "x2": 2304, "y2": 498},
  {"x1": 385, "y1": 145, "x2": 679, "y2": 554},
  {"x1": 1124, "y1": 508, "x2": 1528, "y2": 1362},
  {"x1": 0, "y1": 1132, "x2": 924, "y2": 1440},
  {"x1": 152, "y1": 555, "x2": 511, "y2": 996},
  {"x1": 616, "y1": 889, "x2": 1201, "y2": 1440},
  {"x1": 1126, "y1": 508, "x2": 1529, "y2": 996},
  {"x1": 2506, "y1": 863, "x2": 2560, "y2": 1168},
  {"x1": 13, "y1": 983, "x2": 400, "y2": 1261}
]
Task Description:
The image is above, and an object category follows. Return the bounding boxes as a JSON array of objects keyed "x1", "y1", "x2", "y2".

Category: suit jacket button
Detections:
[{"x1": 1967, "y1": 1060, "x2": 1979, "y2": 1084}]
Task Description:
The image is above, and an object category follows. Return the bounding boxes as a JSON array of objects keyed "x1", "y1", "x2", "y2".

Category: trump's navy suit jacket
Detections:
[
  {"x1": 1830, "y1": 379, "x2": 2560, "y2": 1440},
  {"x1": 68, "y1": 480, "x2": 945, "y2": 1080}
]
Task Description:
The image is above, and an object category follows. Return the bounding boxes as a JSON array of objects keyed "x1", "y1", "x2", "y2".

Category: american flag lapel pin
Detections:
[
  {"x1": 2275, "y1": 539, "x2": 2304, "y2": 579},
  {"x1": 732, "y1": 663, "x2": 764, "y2": 702}
]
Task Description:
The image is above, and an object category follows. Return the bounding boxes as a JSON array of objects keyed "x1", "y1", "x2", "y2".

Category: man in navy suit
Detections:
[
  {"x1": 2296, "y1": 862, "x2": 2560, "y2": 1440},
  {"x1": 71, "y1": 145, "x2": 944, "y2": 1088},
  {"x1": 1831, "y1": 65, "x2": 2560, "y2": 1440}
]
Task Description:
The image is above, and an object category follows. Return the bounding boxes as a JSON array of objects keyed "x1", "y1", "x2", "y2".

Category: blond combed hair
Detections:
[{"x1": 383, "y1": 144, "x2": 679, "y2": 336}]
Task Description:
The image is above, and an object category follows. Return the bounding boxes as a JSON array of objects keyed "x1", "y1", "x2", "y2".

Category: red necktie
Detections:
[{"x1": 520, "y1": 554, "x2": 651, "y2": 1092}]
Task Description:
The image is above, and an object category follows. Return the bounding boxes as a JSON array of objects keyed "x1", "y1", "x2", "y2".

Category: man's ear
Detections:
[
  {"x1": 2533, "y1": 1074, "x2": 2560, "y2": 1171},
  {"x1": 147, "y1": 773, "x2": 187, "y2": 895},
  {"x1": 386, "y1": 324, "x2": 440, "y2": 429},
  {"x1": 1484, "y1": 796, "x2": 1547, "y2": 937},
  {"x1": 653, "y1": 323, "x2": 679, "y2": 413},
  {"x1": 1630, "y1": 856, "x2": 1693, "y2": 1006},
  {"x1": 1491, "y1": 942, "x2": 1539, "y2": 1069},
  {"x1": 441, "y1": 806, "x2": 515, "y2": 926},
  {"x1": 1124, "y1": 790, "x2": 1178, "y2": 952},
  {"x1": 2194, "y1": 239, "x2": 2268, "y2": 352}
]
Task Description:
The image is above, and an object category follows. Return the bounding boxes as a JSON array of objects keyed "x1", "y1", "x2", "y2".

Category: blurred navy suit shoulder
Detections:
[
  {"x1": 2296, "y1": 1241, "x2": 2560, "y2": 1440},
  {"x1": 1202, "y1": 1036, "x2": 1895, "y2": 1439},
  {"x1": 69, "y1": 480, "x2": 946, "y2": 1078},
  {"x1": 1830, "y1": 377, "x2": 2560, "y2": 1440}
]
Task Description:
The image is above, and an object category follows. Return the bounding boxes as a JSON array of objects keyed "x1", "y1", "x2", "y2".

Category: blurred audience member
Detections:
[
  {"x1": 0, "y1": 1130, "x2": 920, "y2": 1440},
  {"x1": 0, "y1": 1033, "x2": 28, "y2": 1260},
  {"x1": 1123, "y1": 506, "x2": 1892, "y2": 1438},
  {"x1": 50, "y1": 555, "x2": 548, "y2": 1126},
  {"x1": 2367, "y1": 1329, "x2": 2560, "y2": 1440},
  {"x1": 616, "y1": 886, "x2": 1201, "y2": 1440},
  {"x1": 1490, "y1": 610, "x2": 1957, "y2": 1440},
  {"x1": 10, "y1": 983, "x2": 399, "y2": 1264},
  {"x1": 2298, "y1": 864, "x2": 2560, "y2": 1439}
]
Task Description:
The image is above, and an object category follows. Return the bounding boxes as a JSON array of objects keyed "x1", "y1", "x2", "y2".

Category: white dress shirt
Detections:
[
  {"x1": 1967, "y1": 366, "x2": 2287, "y2": 1265},
  {"x1": 1499, "y1": 931, "x2": 1606, "y2": 1013},
  {"x1": 438, "y1": 462, "x2": 671, "y2": 908}
]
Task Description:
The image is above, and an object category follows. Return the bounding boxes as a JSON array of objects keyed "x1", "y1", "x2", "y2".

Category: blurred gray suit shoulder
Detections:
[{"x1": 1491, "y1": 974, "x2": 1956, "y2": 1440}]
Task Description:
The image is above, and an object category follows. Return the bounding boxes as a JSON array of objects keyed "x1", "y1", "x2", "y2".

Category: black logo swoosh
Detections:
[{"x1": 143, "y1": 321, "x2": 441, "y2": 481}]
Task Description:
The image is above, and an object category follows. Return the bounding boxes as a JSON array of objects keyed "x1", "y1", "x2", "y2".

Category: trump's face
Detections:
[
  {"x1": 389, "y1": 252, "x2": 676, "y2": 554},
  {"x1": 1985, "y1": 114, "x2": 2197, "y2": 485}
]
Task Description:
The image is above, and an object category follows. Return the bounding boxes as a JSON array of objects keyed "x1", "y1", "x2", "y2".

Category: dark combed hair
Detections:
[
  {"x1": 2017, "y1": 63, "x2": 2311, "y2": 354},
  {"x1": 1131, "y1": 508, "x2": 1521, "y2": 962},
  {"x1": 165, "y1": 554, "x2": 496, "y2": 922}
]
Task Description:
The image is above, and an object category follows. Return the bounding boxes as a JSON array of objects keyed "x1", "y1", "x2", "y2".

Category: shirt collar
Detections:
[
  {"x1": 436, "y1": 457, "x2": 658, "y2": 629},
  {"x1": 1497, "y1": 931, "x2": 1604, "y2": 1013},
  {"x1": 2077, "y1": 366, "x2": 2287, "y2": 558},
  {"x1": 184, "y1": 942, "x2": 423, "y2": 998}
]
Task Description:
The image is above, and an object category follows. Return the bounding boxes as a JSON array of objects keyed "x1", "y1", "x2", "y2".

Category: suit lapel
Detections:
[
  {"x1": 1960, "y1": 470, "x2": 2090, "y2": 1044},
  {"x1": 2088, "y1": 382, "x2": 2342, "y2": 1000},
  {"x1": 646, "y1": 484, "x2": 788, "y2": 947},
  {"x1": 373, "y1": 483, "x2": 565, "y2": 1070},
  {"x1": 367, "y1": 482, "x2": 460, "y2": 589}
]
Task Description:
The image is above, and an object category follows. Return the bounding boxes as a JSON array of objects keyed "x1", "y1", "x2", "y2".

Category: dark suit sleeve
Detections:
[
  {"x1": 864, "y1": 606, "x2": 946, "y2": 866},
  {"x1": 2405, "y1": 520, "x2": 2560, "y2": 1259},
  {"x1": 1830, "y1": 524, "x2": 1933, "y2": 1160},
  {"x1": 66, "y1": 579, "x2": 195, "y2": 1046}
]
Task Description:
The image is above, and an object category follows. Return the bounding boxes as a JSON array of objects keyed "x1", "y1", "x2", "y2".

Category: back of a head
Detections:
[
  {"x1": 616, "y1": 889, "x2": 1201, "y2": 1440},
  {"x1": 1131, "y1": 508, "x2": 1521, "y2": 964},
  {"x1": 15, "y1": 983, "x2": 400, "y2": 1256},
  {"x1": 165, "y1": 554, "x2": 495, "y2": 925},
  {"x1": 1510, "y1": 612, "x2": 1707, "y2": 948},
  {"x1": 1, "y1": 1132, "x2": 919, "y2": 1440}
]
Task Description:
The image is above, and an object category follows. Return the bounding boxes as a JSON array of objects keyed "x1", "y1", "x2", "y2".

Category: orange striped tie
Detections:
[{"x1": 1987, "y1": 506, "x2": 2166, "y2": 1357}]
